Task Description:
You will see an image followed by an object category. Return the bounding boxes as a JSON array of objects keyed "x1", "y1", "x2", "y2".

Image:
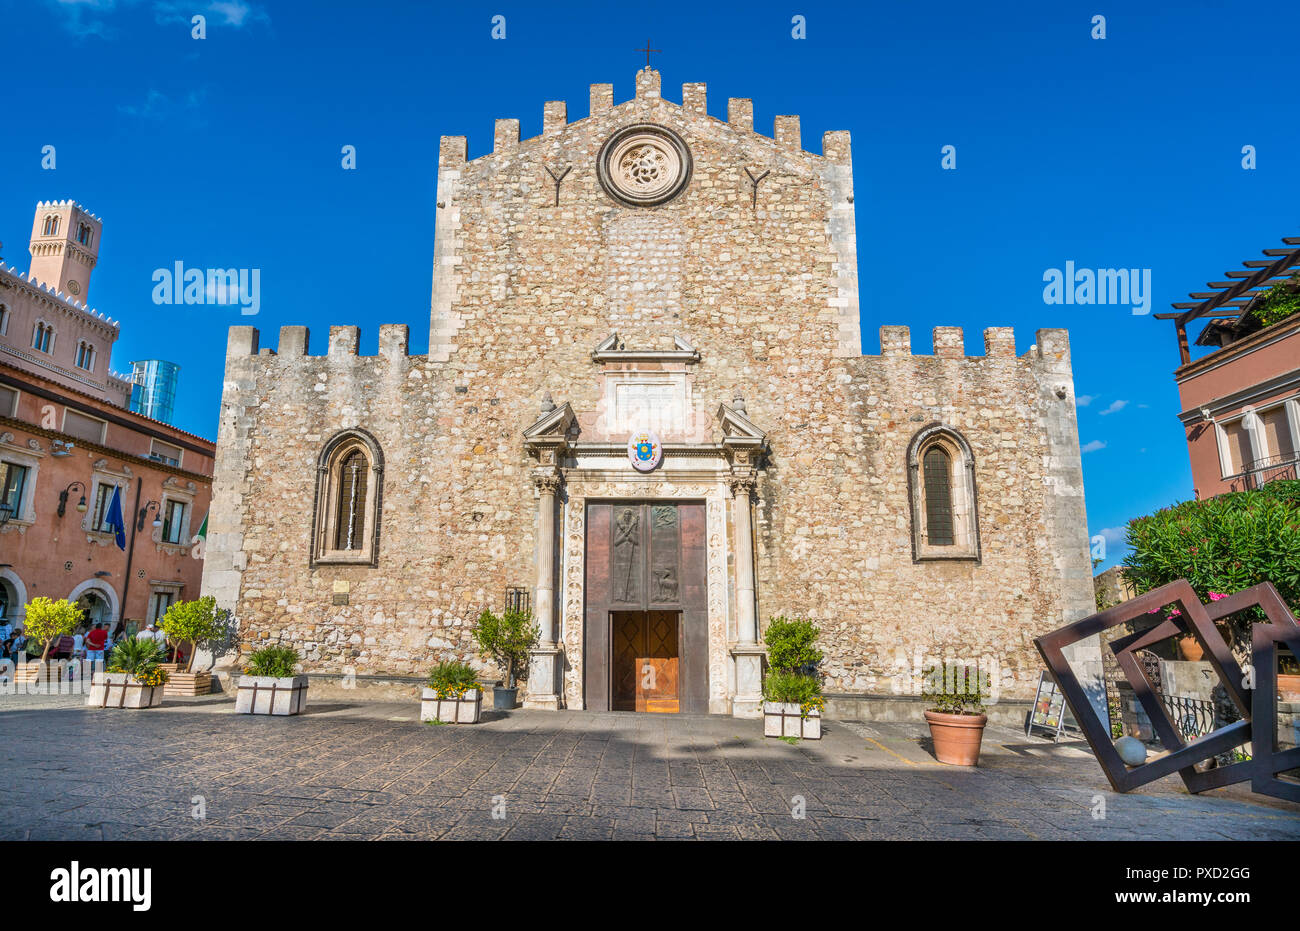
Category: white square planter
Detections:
[
  {"x1": 236, "y1": 675, "x2": 309, "y2": 715},
  {"x1": 87, "y1": 672, "x2": 164, "y2": 709},
  {"x1": 420, "y1": 688, "x2": 483, "y2": 723},
  {"x1": 763, "y1": 701, "x2": 822, "y2": 739}
]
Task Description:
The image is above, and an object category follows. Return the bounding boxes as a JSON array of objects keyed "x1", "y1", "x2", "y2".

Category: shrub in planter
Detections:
[
  {"x1": 421, "y1": 660, "x2": 484, "y2": 723},
  {"x1": 762, "y1": 669, "x2": 825, "y2": 739},
  {"x1": 236, "y1": 645, "x2": 308, "y2": 716},
  {"x1": 763, "y1": 616, "x2": 825, "y2": 674},
  {"x1": 472, "y1": 608, "x2": 538, "y2": 711},
  {"x1": 88, "y1": 636, "x2": 168, "y2": 709},
  {"x1": 922, "y1": 664, "x2": 989, "y2": 766},
  {"x1": 762, "y1": 617, "x2": 825, "y2": 739}
]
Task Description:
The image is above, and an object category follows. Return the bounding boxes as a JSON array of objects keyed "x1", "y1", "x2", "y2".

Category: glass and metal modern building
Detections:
[{"x1": 129, "y1": 359, "x2": 180, "y2": 425}]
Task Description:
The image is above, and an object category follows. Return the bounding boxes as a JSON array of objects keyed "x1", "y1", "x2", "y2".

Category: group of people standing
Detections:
[{"x1": 0, "y1": 618, "x2": 179, "y2": 666}]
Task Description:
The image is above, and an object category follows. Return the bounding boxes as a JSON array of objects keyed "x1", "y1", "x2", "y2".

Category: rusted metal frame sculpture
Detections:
[{"x1": 1034, "y1": 579, "x2": 1300, "y2": 802}]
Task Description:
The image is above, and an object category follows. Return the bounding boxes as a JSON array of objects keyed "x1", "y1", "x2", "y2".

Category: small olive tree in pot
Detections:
[
  {"x1": 157, "y1": 596, "x2": 225, "y2": 695},
  {"x1": 21, "y1": 597, "x2": 81, "y2": 688},
  {"x1": 472, "y1": 607, "x2": 538, "y2": 711}
]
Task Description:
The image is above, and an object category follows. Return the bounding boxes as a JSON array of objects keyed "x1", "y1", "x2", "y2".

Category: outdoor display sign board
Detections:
[{"x1": 1026, "y1": 670, "x2": 1076, "y2": 742}]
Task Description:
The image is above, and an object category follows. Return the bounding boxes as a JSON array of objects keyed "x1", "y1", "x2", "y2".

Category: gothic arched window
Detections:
[
  {"x1": 333, "y1": 450, "x2": 368, "y2": 550},
  {"x1": 907, "y1": 424, "x2": 980, "y2": 561},
  {"x1": 77, "y1": 223, "x2": 92, "y2": 246},
  {"x1": 75, "y1": 340, "x2": 96, "y2": 371},
  {"x1": 32, "y1": 322, "x2": 54, "y2": 353},
  {"x1": 312, "y1": 429, "x2": 383, "y2": 567}
]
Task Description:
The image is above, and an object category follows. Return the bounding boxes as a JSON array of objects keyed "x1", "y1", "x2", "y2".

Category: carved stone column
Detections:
[
  {"x1": 525, "y1": 470, "x2": 564, "y2": 710},
  {"x1": 728, "y1": 473, "x2": 764, "y2": 718}
]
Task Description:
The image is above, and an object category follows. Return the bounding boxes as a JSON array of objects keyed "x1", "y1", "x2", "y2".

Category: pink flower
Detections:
[{"x1": 1208, "y1": 592, "x2": 1228, "y2": 601}]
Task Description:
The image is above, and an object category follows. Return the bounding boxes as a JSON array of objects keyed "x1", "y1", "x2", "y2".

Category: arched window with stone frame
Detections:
[
  {"x1": 311, "y1": 428, "x2": 384, "y2": 567},
  {"x1": 906, "y1": 423, "x2": 980, "y2": 561},
  {"x1": 32, "y1": 321, "x2": 54, "y2": 353}
]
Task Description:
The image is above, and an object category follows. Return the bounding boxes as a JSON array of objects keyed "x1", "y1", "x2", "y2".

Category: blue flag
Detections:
[{"x1": 105, "y1": 485, "x2": 126, "y2": 551}]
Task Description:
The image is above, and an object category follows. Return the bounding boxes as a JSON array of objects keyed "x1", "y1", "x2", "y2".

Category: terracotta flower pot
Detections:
[
  {"x1": 1177, "y1": 634, "x2": 1205, "y2": 662},
  {"x1": 924, "y1": 710, "x2": 988, "y2": 766},
  {"x1": 1278, "y1": 674, "x2": 1300, "y2": 701}
]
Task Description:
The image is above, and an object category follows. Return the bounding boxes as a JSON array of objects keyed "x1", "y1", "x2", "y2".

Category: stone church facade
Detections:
[{"x1": 202, "y1": 69, "x2": 1095, "y2": 717}]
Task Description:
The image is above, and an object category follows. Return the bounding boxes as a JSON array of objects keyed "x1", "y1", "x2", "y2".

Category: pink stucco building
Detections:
[
  {"x1": 1166, "y1": 236, "x2": 1299, "y2": 498},
  {"x1": 0, "y1": 200, "x2": 214, "y2": 632}
]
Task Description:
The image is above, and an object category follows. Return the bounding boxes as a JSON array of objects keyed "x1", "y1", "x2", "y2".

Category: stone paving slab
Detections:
[{"x1": 1, "y1": 694, "x2": 1297, "y2": 840}]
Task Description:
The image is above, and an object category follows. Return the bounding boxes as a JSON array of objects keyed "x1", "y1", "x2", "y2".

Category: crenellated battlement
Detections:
[
  {"x1": 226, "y1": 324, "x2": 416, "y2": 361},
  {"x1": 437, "y1": 68, "x2": 848, "y2": 165},
  {"x1": 0, "y1": 260, "x2": 117, "y2": 327},
  {"x1": 868, "y1": 325, "x2": 1071, "y2": 364}
]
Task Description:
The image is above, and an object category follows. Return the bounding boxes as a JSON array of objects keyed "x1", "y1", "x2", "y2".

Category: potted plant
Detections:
[
  {"x1": 761, "y1": 616, "x2": 825, "y2": 740},
  {"x1": 87, "y1": 636, "x2": 168, "y2": 709},
  {"x1": 762, "y1": 670, "x2": 825, "y2": 739},
  {"x1": 421, "y1": 660, "x2": 484, "y2": 723},
  {"x1": 1279, "y1": 650, "x2": 1300, "y2": 701},
  {"x1": 156, "y1": 595, "x2": 223, "y2": 696},
  {"x1": 18, "y1": 597, "x2": 82, "y2": 689},
  {"x1": 472, "y1": 607, "x2": 538, "y2": 711},
  {"x1": 922, "y1": 663, "x2": 989, "y2": 766},
  {"x1": 236, "y1": 644, "x2": 308, "y2": 715}
]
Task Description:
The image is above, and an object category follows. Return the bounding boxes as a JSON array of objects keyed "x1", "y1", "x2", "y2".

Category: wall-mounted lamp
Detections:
[
  {"x1": 137, "y1": 500, "x2": 163, "y2": 532},
  {"x1": 58, "y1": 481, "x2": 88, "y2": 518}
]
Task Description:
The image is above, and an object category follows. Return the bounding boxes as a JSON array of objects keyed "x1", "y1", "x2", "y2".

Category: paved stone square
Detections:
[{"x1": 2, "y1": 694, "x2": 1297, "y2": 841}]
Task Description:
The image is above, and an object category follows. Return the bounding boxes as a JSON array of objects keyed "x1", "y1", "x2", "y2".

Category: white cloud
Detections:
[
  {"x1": 1081, "y1": 440, "x2": 1107, "y2": 453},
  {"x1": 1099, "y1": 400, "x2": 1129, "y2": 416},
  {"x1": 154, "y1": 0, "x2": 269, "y2": 27},
  {"x1": 1076, "y1": 394, "x2": 1095, "y2": 407},
  {"x1": 1097, "y1": 526, "x2": 1127, "y2": 546}
]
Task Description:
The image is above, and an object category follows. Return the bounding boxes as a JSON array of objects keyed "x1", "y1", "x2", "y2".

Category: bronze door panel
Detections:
[{"x1": 585, "y1": 502, "x2": 707, "y2": 713}]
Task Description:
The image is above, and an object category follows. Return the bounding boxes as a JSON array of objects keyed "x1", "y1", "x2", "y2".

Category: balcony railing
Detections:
[{"x1": 1228, "y1": 453, "x2": 1299, "y2": 491}]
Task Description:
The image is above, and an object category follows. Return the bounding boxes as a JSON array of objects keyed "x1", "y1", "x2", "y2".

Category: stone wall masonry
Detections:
[{"x1": 206, "y1": 71, "x2": 1092, "y2": 703}]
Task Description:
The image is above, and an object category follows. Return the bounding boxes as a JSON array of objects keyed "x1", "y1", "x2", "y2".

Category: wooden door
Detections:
[
  {"x1": 585, "y1": 502, "x2": 707, "y2": 712},
  {"x1": 611, "y1": 611, "x2": 680, "y2": 712}
]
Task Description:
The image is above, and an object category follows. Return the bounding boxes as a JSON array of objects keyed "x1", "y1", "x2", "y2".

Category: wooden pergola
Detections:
[{"x1": 1154, "y1": 235, "x2": 1300, "y2": 365}]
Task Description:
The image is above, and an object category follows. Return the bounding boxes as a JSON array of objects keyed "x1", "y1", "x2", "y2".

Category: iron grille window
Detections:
[
  {"x1": 922, "y1": 446, "x2": 955, "y2": 546},
  {"x1": 505, "y1": 587, "x2": 531, "y2": 615},
  {"x1": 333, "y1": 450, "x2": 368, "y2": 550}
]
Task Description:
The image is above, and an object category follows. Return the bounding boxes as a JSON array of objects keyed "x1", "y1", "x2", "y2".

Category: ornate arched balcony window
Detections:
[
  {"x1": 907, "y1": 423, "x2": 980, "y2": 561},
  {"x1": 311, "y1": 429, "x2": 383, "y2": 567}
]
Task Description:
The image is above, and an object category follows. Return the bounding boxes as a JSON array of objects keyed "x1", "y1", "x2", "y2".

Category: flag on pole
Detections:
[
  {"x1": 190, "y1": 512, "x2": 208, "y2": 559},
  {"x1": 104, "y1": 485, "x2": 127, "y2": 551}
]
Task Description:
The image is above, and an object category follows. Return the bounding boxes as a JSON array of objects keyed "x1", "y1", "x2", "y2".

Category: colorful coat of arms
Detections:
[{"x1": 626, "y1": 430, "x2": 663, "y2": 472}]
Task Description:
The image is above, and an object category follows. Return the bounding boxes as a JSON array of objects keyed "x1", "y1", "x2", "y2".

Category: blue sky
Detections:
[{"x1": 2, "y1": 0, "x2": 1297, "y2": 568}]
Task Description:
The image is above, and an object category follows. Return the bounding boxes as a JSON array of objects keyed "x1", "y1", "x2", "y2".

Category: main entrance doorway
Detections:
[
  {"x1": 612, "y1": 610, "x2": 680, "y2": 712},
  {"x1": 584, "y1": 502, "x2": 707, "y2": 713}
]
